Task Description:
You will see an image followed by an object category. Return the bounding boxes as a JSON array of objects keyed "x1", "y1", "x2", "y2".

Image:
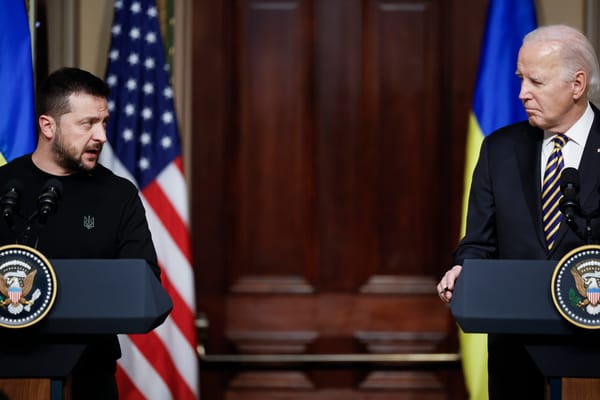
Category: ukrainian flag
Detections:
[
  {"x1": 0, "y1": 1, "x2": 37, "y2": 164},
  {"x1": 460, "y1": 1, "x2": 536, "y2": 399}
]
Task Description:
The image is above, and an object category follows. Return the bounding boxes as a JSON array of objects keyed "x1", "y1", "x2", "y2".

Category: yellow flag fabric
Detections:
[{"x1": 459, "y1": 1, "x2": 536, "y2": 399}]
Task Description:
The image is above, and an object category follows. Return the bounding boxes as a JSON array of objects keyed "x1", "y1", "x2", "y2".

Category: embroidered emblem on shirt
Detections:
[{"x1": 83, "y1": 215, "x2": 95, "y2": 230}]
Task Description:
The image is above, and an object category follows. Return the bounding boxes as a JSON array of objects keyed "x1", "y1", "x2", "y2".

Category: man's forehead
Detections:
[
  {"x1": 66, "y1": 93, "x2": 108, "y2": 113},
  {"x1": 517, "y1": 44, "x2": 562, "y2": 76},
  {"x1": 520, "y1": 41, "x2": 562, "y2": 63},
  {"x1": 68, "y1": 92, "x2": 107, "y2": 103}
]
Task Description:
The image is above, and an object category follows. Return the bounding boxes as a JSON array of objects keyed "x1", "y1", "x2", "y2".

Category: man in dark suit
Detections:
[{"x1": 437, "y1": 24, "x2": 600, "y2": 399}]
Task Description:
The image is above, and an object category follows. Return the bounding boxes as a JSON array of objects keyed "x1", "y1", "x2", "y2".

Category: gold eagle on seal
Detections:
[
  {"x1": 571, "y1": 264, "x2": 600, "y2": 315},
  {"x1": 0, "y1": 270, "x2": 38, "y2": 313}
]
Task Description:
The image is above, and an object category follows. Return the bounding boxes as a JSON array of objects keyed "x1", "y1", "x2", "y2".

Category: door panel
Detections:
[{"x1": 192, "y1": 0, "x2": 487, "y2": 398}]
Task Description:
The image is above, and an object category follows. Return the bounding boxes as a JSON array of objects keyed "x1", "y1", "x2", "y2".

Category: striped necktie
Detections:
[{"x1": 542, "y1": 134, "x2": 568, "y2": 250}]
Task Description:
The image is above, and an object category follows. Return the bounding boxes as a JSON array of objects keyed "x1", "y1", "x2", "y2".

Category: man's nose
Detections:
[
  {"x1": 93, "y1": 124, "x2": 108, "y2": 143},
  {"x1": 518, "y1": 81, "x2": 530, "y2": 101}
]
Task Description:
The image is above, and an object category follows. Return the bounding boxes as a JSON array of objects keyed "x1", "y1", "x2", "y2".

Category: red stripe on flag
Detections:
[
  {"x1": 160, "y1": 269, "x2": 196, "y2": 347},
  {"x1": 174, "y1": 155, "x2": 184, "y2": 174},
  {"x1": 129, "y1": 332, "x2": 196, "y2": 400},
  {"x1": 116, "y1": 365, "x2": 147, "y2": 400},
  {"x1": 143, "y1": 179, "x2": 191, "y2": 262}
]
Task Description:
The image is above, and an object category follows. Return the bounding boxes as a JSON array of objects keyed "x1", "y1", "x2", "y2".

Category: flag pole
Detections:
[{"x1": 28, "y1": 0, "x2": 36, "y2": 83}]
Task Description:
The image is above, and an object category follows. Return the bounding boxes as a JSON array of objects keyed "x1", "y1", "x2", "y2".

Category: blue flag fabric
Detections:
[
  {"x1": 472, "y1": 0, "x2": 537, "y2": 136},
  {"x1": 0, "y1": 1, "x2": 37, "y2": 164}
]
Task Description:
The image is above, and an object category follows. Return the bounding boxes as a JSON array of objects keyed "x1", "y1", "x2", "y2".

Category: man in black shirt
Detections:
[{"x1": 0, "y1": 67, "x2": 160, "y2": 399}]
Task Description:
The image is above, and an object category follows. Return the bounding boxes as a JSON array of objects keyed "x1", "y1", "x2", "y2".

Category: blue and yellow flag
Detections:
[
  {"x1": 460, "y1": 1, "x2": 536, "y2": 399},
  {"x1": 0, "y1": 1, "x2": 36, "y2": 165}
]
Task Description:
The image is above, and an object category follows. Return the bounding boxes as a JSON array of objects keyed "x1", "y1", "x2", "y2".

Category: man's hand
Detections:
[{"x1": 437, "y1": 264, "x2": 462, "y2": 303}]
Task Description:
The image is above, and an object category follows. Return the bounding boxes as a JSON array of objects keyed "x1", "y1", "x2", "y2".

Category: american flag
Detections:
[{"x1": 101, "y1": 0, "x2": 198, "y2": 399}]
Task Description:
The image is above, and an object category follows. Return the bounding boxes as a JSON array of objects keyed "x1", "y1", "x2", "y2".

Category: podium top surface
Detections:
[
  {"x1": 450, "y1": 259, "x2": 584, "y2": 335},
  {"x1": 6, "y1": 258, "x2": 173, "y2": 334}
]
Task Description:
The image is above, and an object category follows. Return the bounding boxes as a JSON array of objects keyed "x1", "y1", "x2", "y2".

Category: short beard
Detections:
[{"x1": 52, "y1": 133, "x2": 92, "y2": 173}]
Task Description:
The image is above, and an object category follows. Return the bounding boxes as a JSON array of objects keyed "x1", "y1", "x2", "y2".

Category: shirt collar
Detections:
[{"x1": 543, "y1": 102, "x2": 594, "y2": 147}]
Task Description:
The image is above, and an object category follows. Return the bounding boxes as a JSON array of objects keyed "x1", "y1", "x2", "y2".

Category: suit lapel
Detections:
[
  {"x1": 575, "y1": 108, "x2": 600, "y2": 208},
  {"x1": 515, "y1": 124, "x2": 546, "y2": 250}
]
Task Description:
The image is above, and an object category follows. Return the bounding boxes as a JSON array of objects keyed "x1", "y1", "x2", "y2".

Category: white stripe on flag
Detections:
[
  {"x1": 142, "y1": 200, "x2": 195, "y2": 309},
  {"x1": 118, "y1": 334, "x2": 173, "y2": 400},
  {"x1": 155, "y1": 315, "x2": 199, "y2": 394},
  {"x1": 157, "y1": 163, "x2": 189, "y2": 224}
]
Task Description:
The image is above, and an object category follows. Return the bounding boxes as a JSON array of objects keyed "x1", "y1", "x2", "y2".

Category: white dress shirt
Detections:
[{"x1": 541, "y1": 103, "x2": 594, "y2": 187}]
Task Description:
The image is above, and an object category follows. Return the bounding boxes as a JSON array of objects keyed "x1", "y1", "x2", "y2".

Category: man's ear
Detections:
[
  {"x1": 572, "y1": 70, "x2": 587, "y2": 100},
  {"x1": 38, "y1": 115, "x2": 56, "y2": 139}
]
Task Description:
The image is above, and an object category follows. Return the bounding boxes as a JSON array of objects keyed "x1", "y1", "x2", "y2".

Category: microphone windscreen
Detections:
[
  {"x1": 2, "y1": 179, "x2": 23, "y2": 194},
  {"x1": 560, "y1": 167, "x2": 580, "y2": 191},
  {"x1": 42, "y1": 178, "x2": 63, "y2": 197}
]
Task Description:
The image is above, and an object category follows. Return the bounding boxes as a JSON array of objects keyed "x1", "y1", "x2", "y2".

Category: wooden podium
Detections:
[
  {"x1": 451, "y1": 259, "x2": 600, "y2": 400},
  {"x1": 0, "y1": 259, "x2": 172, "y2": 400}
]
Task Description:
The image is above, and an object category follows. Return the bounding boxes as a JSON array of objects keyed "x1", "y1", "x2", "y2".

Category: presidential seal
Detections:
[
  {"x1": 0, "y1": 244, "x2": 57, "y2": 328},
  {"x1": 551, "y1": 245, "x2": 600, "y2": 329}
]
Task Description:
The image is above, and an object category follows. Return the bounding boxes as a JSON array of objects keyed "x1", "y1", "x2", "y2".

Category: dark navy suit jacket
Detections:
[{"x1": 454, "y1": 103, "x2": 600, "y2": 264}]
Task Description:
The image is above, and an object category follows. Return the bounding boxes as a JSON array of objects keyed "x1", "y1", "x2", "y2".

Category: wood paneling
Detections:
[
  {"x1": 563, "y1": 378, "x2": 600, "y2": 399},
  {"x1": 234, "y1": 0, "x2": 316, "y2": 284},
  {"x1": 0, "y1": 379, "x2": 52, "y2": 400},
  {"x1": 313, "y1": 0, "x2": 367, "y2": 291},
  {"x1": 192, "y1": 0, "x2": 487, "y2": 398},
  {"x1": 362, "y1": 0, "x2": 442, "y2": 277}
]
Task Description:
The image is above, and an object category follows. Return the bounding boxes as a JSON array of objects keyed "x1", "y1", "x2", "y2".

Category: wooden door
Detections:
[{"x1": 191, "y1": 0, "x2": 487, "y2": 398}]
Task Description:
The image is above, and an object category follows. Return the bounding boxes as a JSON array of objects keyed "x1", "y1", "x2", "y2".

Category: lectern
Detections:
[
  {"x1": 0, "y1": 259, "x2": 172, "y2": 399},
  {"x1": 451, "y1": 259, "x2": 600, "y2": 399}
]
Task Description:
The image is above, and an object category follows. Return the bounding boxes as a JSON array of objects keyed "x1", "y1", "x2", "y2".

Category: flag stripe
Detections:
[
  {"x1": 142, "y1": 180, "x2": 191, "y2": 262},
  {"x1": 153, "y1": 318, "x2": 199, "y2": 395},
  {"x1": 460, "y1": 114, "x2": 485, "y2": 234},
  {"x1": 156, "y1": 158, "x2": 189, "y2": 224},
  {"x1": 115, "y1": 366, "x2": 146, "y2": 400},
  {"x1": 102, "y1": 1, "x2": 198, "y2": 398},
  {"x1": 160, "y1": 272, "x2": 196, "y2": 346},
  {"x1": 118, "y1": 335, "x2": 174, "y2": 400},
  {"x1": 129, "y1": 331, "x2": 196, "y2": 400},
  {"x1": 143, "y1": 200, "x2": 195, "y2": 309}
]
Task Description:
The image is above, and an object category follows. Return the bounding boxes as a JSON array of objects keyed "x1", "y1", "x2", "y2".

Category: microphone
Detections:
[
  {"x1": 559, "y1": 167, "x2": 581, "y2": 222},
  {"x1": 0, "y1": 180, "x2": 22, "y2": 228},
  {"x1": 37, "y1": 179, "x2": 62, "y2": 224}
]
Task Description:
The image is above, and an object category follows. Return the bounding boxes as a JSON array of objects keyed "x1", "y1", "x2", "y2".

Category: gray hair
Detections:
[{"x1": 523, "y1": 24, "x2": 600, "y2": 103}]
